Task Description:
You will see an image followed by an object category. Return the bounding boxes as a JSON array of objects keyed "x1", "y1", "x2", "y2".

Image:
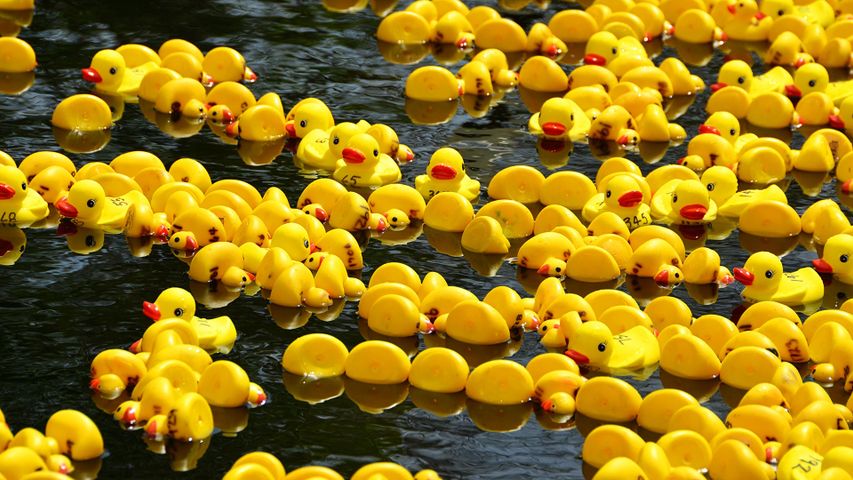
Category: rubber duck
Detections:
[
  {"x1": 721, "y1": 0, "x2": 773, "y2": 41},
  {"x1": 296, "y1": 122, "x2": 361, "y2": 171},
  {"x1": 516, "y1": 232, "x2": 573, "y2": 273},
  {"x1": 765, "y1": 31, "x2": 812, "y2": 68},
  {"x1": 0, "y1": 165, "x2": 48, "y2": 227},
  {"x1": 635, "y1": 103, "x2": 687, "y2": 143},
  {"x1": 285, "y1": 98, "x2": 335, "y2": 138},
  {"x1": 414, "y1": 147, "x2": 479, "y2": 202},
  {"x1": 734, "y1": 251, "x2": 825, "y2": 306},
  {"x1": 465, "y1": 360, "x2": 534, "y2": 405},
  {"x1": 405, "y1": 65, "x2": 462, "y2": 102},
  {"x1": 582, "y1": 173, "x2": 651, "y2": 229},
  {"x1": 333, "y1": 133, "x2": 401, "y2": 188},
  {"x1": 168, "y1": 207, "x2": 227, "y2": 251},
  {"x1": 651, "y1": 179, "x2": 717, "y2": 224},
  {"x1": 470, "y1": 49, "x2": 517, "y2": 88},
  {"x1": 711, "y1": 59, "x2": 792, "y2": 95},
  {"x1": 306, "y1": 252, "x2": 365, "y2": 298},
  {"x1": 89, "y1": 349, "x2": 147, "y2": 399},
  {"x1": 345, "y1": 340, "x2": 410, "y2": 385},
  {"x1": 699, "y1": 112, "x2": 758, "y2": 150},
  {"x1": 683, "y1": 247, "x2": 734, "y2": 285},
  {"x1": 188, "y1": 242, "x2": 254, "y2": 288},
  {"x1": 367, "y1": 184, "x2": 426, "y2": 223},
  {"x1": 202, "y1": 47, "x2": 256, "y2": 84},
  {"x1": 813, "y1": 233, "x2": 853, "y2": 284},
  {"x1": 565, "y1": 320, "x2": 659, "y2": 373},
  {"x1": 314, "y1": 228, "x2": 364, "y2": 270},
  {"x1": 679, "y1": 133, "x2": 737, "y2": 171},
  {"x1": 517, "y1": 56, "x2": 567, "y2": 93},
  {"x1": 577, "y1": 379, "x2": 643, "y2": 425},
  {"x1": 629, "y1": 238, "x2": 684, "y2": 285},
  {"x1": 51, "y1": 94, "x2": 112, "y2": 131},
  {"x1": 0, "y1": 37, "x2": 36, "y2": 73},
  {"x1": 154, "y1": 77, "x2": 207, "y2": 120},
  {"x1": 142, "y1": 287, "x2": 236, "y2": 354},
  {"x1": 205, "y1": 81, "x2": 256, "y2": 126},
  {"x1": 761, "y1": 0, "x2": 834, "y2": 28},
  {"x1": 588, "y1": 105, "x2": 639, "y2": 145},
  {"x1": 224, "y1": 452, "x2": 287, "y2": 480},
  {"x1": 376, "y1": 10, "x2": 431, "y2": 44},
  {"x1": 672, "y1": 9, "x2": 726, "y2": 44},
  {"x1": 527, "y1": 97, "x2": 590, "y2": 142},
  {"x1": 54, "y1": 179, "x2": 150, "y2": 232},
  {"x1": 81, "y1": 49, "x2": 158, "y2": 97}
]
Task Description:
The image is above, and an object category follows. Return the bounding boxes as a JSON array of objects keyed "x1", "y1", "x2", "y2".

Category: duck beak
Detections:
[
  {"x1": 829, "y1": 114, "x2": 846, "y2": 130},
  {"x1": 583, "y1": 53, "x2": 606, "y2": 66},
  {"x1": 733, "y1": 267, "x2": 754, "y2": 285},
  {"x1": 81, "y1": 67, "x2": 102, "y2": 83},
  {"x1": 544, "y1": 43, "x2": 561, "y2": 57},
  {"x1": 841, "y1": 178, "x2": 853, "y2": 194},
  {"x1": 680, "y1": 204, "x2": 708, "y2": 220},
  {"x1": 754, "y1": 11, "x2": 766, "y2": 20},
  {"x1": 224, "y1": 121, "x2": 239, "y2": 137},
  {"x1": 55, "y1": 197, "x2": 78, "y2": 217},
  {"x1": 0, "y1": 183, "x2": 14, "y2": 200},
  {"x1": 727, "y1": 4, "x2": 736, "y2": 14},
  {"x1": 698, "y1": 124, "x2": 721, "y2": 135},
  {"x1": 142, "y1": 301, "x2": 161, "y2": 321},
  {"x1": 285, "y1": 122, "x2": 297, "y2": 138},
  {"x1": 342, "y1": 147, "x2": 365, "y2": 164},
  {"x1": 784, "y1": 84, "x2": 802, "y2": 98},
  {"x1": 89, "y1": 378, "x2": 100, "y2": 391},
  {"x1": 618, "y1": 190, "x2": 643, "y2": 207},
  {"x1": 541, "y1": 121, "x2": 567, "y2": 137},
  {"x1": 313, "y1": 207, "x2": 328, "y2": 222},
  {"x1": 537, "y1": 264, "x2": 550, "y2": 275},
  {"x1": 430, "y1": 164, "x2": 457, "y2": 180},
  {"x1": 654, "y1": 269, "x2": 670, "y2": 286},
  {"x1": 309, "y1": 243, "x2": 319, "y2": 253},
  {"x1": 812, "y1": 258, "x2": 833, "y2": 274},
  {"x1": 128, "y1": 339, "x2": 142, "y2": 353},
  {"x1": 710, "y1": 82, "x2": 727, "y2": 93},
  {"x1": 243, "y1": 66, "x2": 258, "y2": 82},
  {"x1": 184, "y1": 236, "x2": 199, "y2": 252},
  {"x1": 220, "y1": 109, "x2": 235, "y2": 124},
  {"x1": 616, "y1": 134, "x2": 634, "y2": 146},
  {"x1": 541, "y1": 399, "x2": 554, "y2": 412},
  {"x1": 565, "y1": 349, "x2": 589, "y2": 364}
]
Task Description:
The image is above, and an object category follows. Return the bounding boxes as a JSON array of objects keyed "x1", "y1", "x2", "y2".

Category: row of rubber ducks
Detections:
[
  {"x1": 222, "y1": 451, "x2": 442, "y2": 480},
  {"x1": 0, "y1": 407, "x2": 103, "y2": 480},
  {"x1": 89, "y1": 287, "x2": 267, "y2": 447}
]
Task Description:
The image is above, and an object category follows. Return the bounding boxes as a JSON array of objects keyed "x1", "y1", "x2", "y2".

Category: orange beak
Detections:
[
  {"x1": 618, "y1": 190, "x2": 643, "y2": 207},
  {"x1": 541, "y1": 122, "x2": 567, "y2": 137},
  {"x1": 812, "y1": 258, "x2": 833, "y2": 274},
  {"x1": 583, "y1": 53, "x2": 606, "y2": 66},
  {"x1": 55, "y1": 197, "x2": 78, "y2": 217},
  {"x1": 0, "y1": 183, "x2": 14, "y2": 200},
  {"x1": 81, "y1": 67, "x2": 102, "y2": 83},
  {"x1": 733, "y1": 267, "x2": 754, "y2": 285},
  {"x1": 142, "y1": 301, "x2": 160, "y2": 321},
  {"x1": 698, "y1": 124, "x2": 721, "y2": 135},
  {"x1": 430, "y1": 164, "x2": 457, "y2": 180},
  {"x1": 342, "y1": 147, "x2": 365, "y2": 164},
  {"x1": 680, "y1": 204, "x2": 708, "y2": 221},
  {"x1": 710, "y1": 82, "x2": 727, "y2": 93},
  {"x1": 565, "y1": 349, "x2": 589, "y2": 364}
]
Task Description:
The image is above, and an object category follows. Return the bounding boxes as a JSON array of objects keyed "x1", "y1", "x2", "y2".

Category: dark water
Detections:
[{"x1": 1, "y1": 1, "x2": 851, "y2": 479}]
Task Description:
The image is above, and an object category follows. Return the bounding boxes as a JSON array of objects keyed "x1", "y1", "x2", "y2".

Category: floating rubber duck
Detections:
[
  {"x1": 154, "y1": 77, "x2": 207, "y2": 121},
  {"x1": 582, "y1": 173, "x2": 651, "y2": 229},
  {"x1": 51, "y1": 94, "x2": 113, "y2": 131},
  {"x1": 527, "y1": 97, "x2": 589, "y2": 142},
  {"x1": 683, "y1": 247, "x2": 734, "y2": 285},
  {"x1": 414, "y1": 147, "x2": 479, "y2": 202},
  {"x1": 285, "y1": 98, "x2": 334, "y2": 139},
  {"x1": 651, "y1": 179, "x2": 717, "y2": 225},
  {"x1": 734, "y1": 251, "x2": 825, "y2": 306},
  {"x1": 297, "y1": 122, "x2": 364, "y2": 171},
  {"x1": 813, "y1": 233, "x2": 853, "y2": 285},
  {"x1": 711, "y1": 59, "x2": 792, "y2": 95},
  {"x1": 188, "y1": 242, "x2": 254, "y2": 288},
  {"x1": 54, "y1": 179, "x2": 151, "y2": 232},
  {"x1": 588, "y1": 105, "x2": 639, "y2": 145},
  {"x1": 629, "y1": 238, "x2": 684, "y2": 285},
  {"x1": 333, "y1": 133, "x2": 401, "y2": 188},
  {"x1": 0, "y1": 165, "x2": 48, "y2": 227},
  {"x1": 205, "y1": 81, "x2": 256, "y2": 126},
  {"x1": 142, "y1": 287, "x2": 236, "y2": 354},
  {"x1": 698, "y1": 111, "x2": 758, "y2": 150},
  {"x1": 81, "y1": 49, "x2": 158, "y2": 97},
  {"x1": 565, "y1": 320, "x2": 660, "y2": 373},
  {"x1": 721, "y1": 0, "x2": 773, "y2": 41},
  {"x1": 0, "y1": 37, "x2": 36, "y2": 73},
  {"x1": 202, "y1": 46, "x2": 256, "y2": 84},
  {"x1": 678, "y1": 133, "x2": 737, "y2": 171}
]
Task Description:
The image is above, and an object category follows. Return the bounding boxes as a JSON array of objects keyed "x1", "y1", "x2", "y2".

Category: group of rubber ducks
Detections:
[
  {"x1": 0, "y1": 0, "x2": 36, "y2": 96},
  {"x1": 88, "y1": 287, "x2": 266, "y2": 460},
  {"x1": 0, "y1": 407, "x2": 104, "y2": 480},
  {"x1": 223, "y1": 452, "x2": 441, "y2": 480}
]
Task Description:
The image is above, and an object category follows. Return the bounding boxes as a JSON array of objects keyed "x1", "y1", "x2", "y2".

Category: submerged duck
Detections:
[
  {"x1": 333, "y1": 133, "x2": 401, "y2": 188},
  {"x1": 415, "y1": 147, "x2": 479, "y2": 201},
  {"x1": 564, "y1": 320, "x2": 660, "y2": 373},
  {"x1": 734, "y1": 251, "x2": 824, "y2": 306},
  {"x1": 81, "y1": 49, "x2": 158, "y2": 96},
  {"x1": 142, "y1": 287, "x2": 237, "y2": 354},
  {"x1": 51, "y1": 94, "x2": 113, "y2": 131},
  {"x1": 0, "y1": 165, "x2": 48, "y2": 227}
]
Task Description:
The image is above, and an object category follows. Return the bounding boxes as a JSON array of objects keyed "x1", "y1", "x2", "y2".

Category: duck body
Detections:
[
  {"x1": 142, "y1": 287, "x2": 236, "y2": 354},
  {"x1": 565, "y1": 321, "x2": 660, "y2": 374},
  {"x1": 333, "y1": 133, "x2": 401, "y2": 188},
  {"x1": 415, "y1": 147, "x2": 479, "y2": 201},
  {"x1": 54, "y1": 179, "x2": 148, "y2": 232},
  {"x1": 82, "y1": 49, "x2": 159, "y2": 97},
  {"x1": 0, "y1": 165, "x2": 48, "y2": 227},
  {"x1": 734, "y1": 251, "x2": 824, "y2": 306}
]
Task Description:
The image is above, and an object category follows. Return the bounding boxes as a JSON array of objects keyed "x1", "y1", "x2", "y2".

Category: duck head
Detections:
[
  {"x1": 701, "y1": 166, "x2": 738, "y2": 206},
  {"x1": 285, "y1": 100, "x2": 334, "y2": 139},
  {"x1": 303, "y1": 251, "x2": 329, "y2": 271},
  {"x1": 427, "y1": 147, "x2": 466, "y2": 182},
  {"x1": 327, "y1": 122, "x2": 362, "y2": 159},
  {"x1": 564, "y1": 320, "x2": 614, "y2": 366},
  {"x1": 733, "y1": 251, "x2": 783, "y2": 291},
  {"x1": 0, "y1": 165, "x2": 28, "y2": 206},
  {"x1": 813, "y1": 233, "x2": 853, "y2": 279},
  {"x1": 301, "y1": 203, "x2": 329, "y2": 222},
  {"x1": 712, "y1": 60, "x2": 754, "y2": 93},
  {"x1": 536, "y1": 257, "x2": 567, "y2": 277},
  {"x1": 654, "y1": 264, "x2": 684, "y2": 286},
  {"x1": 383, "y1": 208, "x2": 410, "y2": 229},
  {"x1": 538, "y1": 97, "x2": 577, "y2": 139},
  {"x1": 82, "y1": 49, "x2": 126, "y2": 92},
  {"x1": 672, "y1": 179, "x2": 711, "y2": 222},
  {"x1": 584, "y1": 31, "x2": 619, "y2": 66},
  {"x1": 603, "y1": 174, "x2": 644, "y2": 210},
  {"x1": 699, "y1": 111, "x2": 741, "y2": 145},
  {"x1": 168, "y1": 231, "x2": 199, "y2": 253},
  {"x1": 729, "y1": 0, "x2": 766, "y2": 21},
  {"x1": 143, "y1": 287, "x2": 196, "y2": 321},
  {"x1": 54, "y1": 179, "x2": 105, "y2": 224},
  {"x1": 786, "y1": 63, "x2": 828, "y2": 99},
  {"x1": 272, "y1": 222, "x2": 312, "y2": 261},
  {"x1": 341, "y1": 133, "x2": 382, "y2": 167}
]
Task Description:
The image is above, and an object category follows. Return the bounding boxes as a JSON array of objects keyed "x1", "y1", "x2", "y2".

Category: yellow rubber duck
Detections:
[
  {"x1": 204, "y1": 81, "x2": 256, "y2": 126},
  {"x1": 733, "y1": 251, "x2": 825, "y2": 306},
  {"x1": 169, "y1": 207, "x2": 228, "y2": 251},
  {"x1": 153, "y1": 77, "x2": 207, "y2": 120},
  {"x1": 285, "y1": 98, "x2": 334, "y2": 138},
  {"x1": 672, "y1": 9, "x2": 726, "y2": 44},
  {"x1": 588, "y1": 105, "x2": 639, "y2": 145},
  {"x1": 721, "y1": 0, "x2": 773, "y2": 41},
  {"x1": 202, "y1": 46, "x2": 256, "y2": 84},
  {"x1": 764, "y1": 31, "x2": 812, "y2": 68},
  {"x1": 527, "y1": 97, "x2": 589, "y2": 142},
  {"x1": 54, "y1": 179, "x2": 148, "y2": 232},
  {"x1": 0, "y1": 165, "x2": 48, "y2": 227},
  {"x1": 89, "y1": 348, "x2": 147, "y2": 398},
  {"x1": 760, "y1": 0, "x2": 835, "y2": 28},
  {"x1": 629, "y1": 238, "x2": 684, "y2": 285},
  {"x1": 582, "y1": 173, "x2": 651, "y2": 229},
  {"x1": 710, "y1": 59, "x2": 792, "y2": 95},
  {"x1": 142, "y1": 287, "x2": 237, "y2": 354},
  {"x1": 333, "y1": 133, "x2": 401, "y2": 188},
  {"x1": 812, "y1": 233, "x2": 853, "y2": 285},
  {"x1": 414, "y1": 147, "x2": 479, "y2": 201},
  {"x1": 698, "y1": 111, "x2": 758, "y2": 150},
  {"x1": 225, "y1": 104, "x2": 286, "y2": 141},
  {"x1": 678, "y1": 133, "x2": 737, "y2": 170},
  {"x1": 465, "y1": 359, "x2": 534, "y2": 405},
  {"x1": 188, "y1": 242, "x2": 255, "y2": 288},
  {"x1": 81, "y1": 49, "x2": 158, "y2": 97},
  {"x1": 51, "y1": 94, "x2": 113, "y2": 131},
  {"x1": 223, "y1": 452, "x2": 286, "y2": 480},
  {"x1": 683, "y1": 247, "x2": 735, "y2": 285},
  {"x1": 701, "y1": 166, "x2": 788, "y2": 218},
  {"x1": 564, "y1": 320, "x2": 660, "y2": 373},
  {"x1": 367, "y1": 184, "x2": 426, "y2": 223},
  {"x1": 0, "y1": 37, "x2": 36, "y2": 73},
  {"x1": 651, "y1": 178, "x2": 718, "y2": 224}
]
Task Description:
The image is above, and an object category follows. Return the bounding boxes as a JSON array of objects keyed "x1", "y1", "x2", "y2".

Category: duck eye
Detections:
[
  {"x1": 737, "y1": 76, "x2": 745, "y2": 84},
  {"x1": 174, "y1": 308, "x2": 183, "y2": 317},
  {"x1": 373, "y1": 149, "x2": 379, "y2": 157},
  {"x1": 86, "y1": 199, "x2": 96, "y2": 208},
  {"x1": 303, "y1": 240, "x2": 309, "y2": 248},
  {"x1": 21, "y1": 182, "x2": 26, "y2": 190},
  {"x1": 299, "y1": 120, "x2": 306, "y2": 128},
  {"x1": 765, "y1": 270, "x2": 774, "y2": 279},
  {"x1": 597, "y1": 342, "x2": 606, "y2": 352},
  {"x1": 808, "y1": 80, "x2": 816, "y2": 87},
  {"x1": 611, "y1": 47, "x2": 617, "y2": 54},
  {"x1": 542, "y1": 325, "x2": 548, "y2": 331},
  {"x1": 706, "y1": 183, "x2": 715, "y2": 191},
  {"x1": 392, "y1": 217, "x2": 398, "y2": 222},
  {"x1": 606, "y1": 190, "x2": 611, "y2": 198},
  {"x1": 730, "y1": 129, "x2": 736, "y2": 136},
  {"x1": 842, "y1": 254, "x2": 849, "y2": 263},
  {"x1": 333, "y1": 137, "x2": 339, "y2": 144},
  {"x1": 555, "y1": 267, "x2": 561, "y2": 272},
  {"x1": 674, "y1": 272, "x2": 680, "y2": 278},
  {"x1": 570, "y1": 114, "x2": 574, "y2": 121},
  {"x1": 109, "y1": 67, "x2": 117, "y2": 75},
  {"x1": 672, "y1": 194, "x2": 678, "y2": 203},
  {"x1": 777, "y1": 9, "x2": 784, "y2": 15},
  {"x1": 85, "y1": 235, "x2": 95, "y2": 247}
]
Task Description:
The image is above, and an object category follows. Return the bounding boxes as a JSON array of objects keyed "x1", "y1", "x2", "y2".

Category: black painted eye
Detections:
[
  {"x1": 299, "y1": 120, "x2": 306, "y2": 128},
  {"x1": 555, "y1": 267, "x2": 561, "y2": 272},
  {"x1": 777, "y1": 9, "x2": 784, "y2": 16},
  {"x1": 86, "y1": 199, "x2": 95, "y2": 208},
  {"x1": 333, "y1": 137, "x2": 339, "y2": 144},
  {"x1": 85, "y1": 235, "x2": 95, "y2": 247},
  {"x1": 765, "y1": 270, "x2": 774, "y2": 278},
  {"x1": 392, "y1": 217, "x2": 398, "y2": 222},
  {"x1": 174, "y1": 308, "x2": 183, "y2": 317},
  {"x1": 737, "y1": 76, "x2": 745, "y2": 84},
  {"x1": 606, "y1": 190, "x2": 611, "y2": 198},
  {"x1": 597, "y1": 342, "x2": 606, "y2": 352},
  {"x1": 21, "y1": 182, "x2": 26, "y2": 190},
  {"x1": 570, "y1": 114, "x2": 574, "y2": 121},
  {"x1": 809, "y1": 80, "x2": 816, "y2": 87},
  {"x1": 730, "y1": 129, "x2": 736, "y2": 136},
  {"x1": 542, "y1": 325, "x2": 548, "y2": 331},
  {"x1": 373, "y1": 149, "x2": 379, "y2": 157},
  {"x1": 109, "y1": 67, "x2": 117, "y2": 75},
  {"x1": 707, "y1": 183, "x2": 715, "y2": 191},
  {"x1": 674, "y1": 272, "x2": 680, "y2": 278},
  {"x1": 611, "y1": 47, "x2": 617, "y2": 54},
  {"x1": 672, "y1": 194, "x2": 678, "y2": 203},
  {"x1": 173, "y1": 237, "x2": 179, "y2": 243},
  {"x1": 303, "y1": 239, "x2": 309, "y2": 248},
  {"x1": 841, "y1": 254, "x2": 849, "y2": 263}
]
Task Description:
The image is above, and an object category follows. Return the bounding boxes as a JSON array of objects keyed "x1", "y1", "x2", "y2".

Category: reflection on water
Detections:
[{"x1": 0, "y1": 0, "x2": 848, "y2": 479}]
